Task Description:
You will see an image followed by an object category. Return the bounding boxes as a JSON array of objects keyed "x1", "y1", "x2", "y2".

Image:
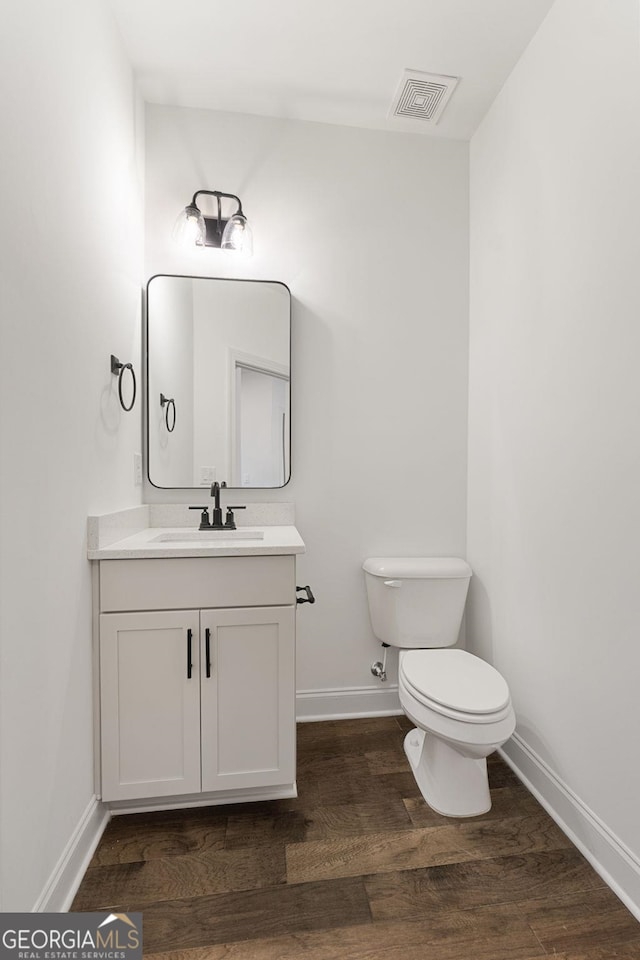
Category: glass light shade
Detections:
[
  {"x1": 221, "y1": 213, "x2": 253, "y2": 255},
  {"x1": 172, "y1": 203, "x2": 206, "y2": 247}
]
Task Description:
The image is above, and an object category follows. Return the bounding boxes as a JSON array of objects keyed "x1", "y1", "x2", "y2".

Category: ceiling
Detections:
[{"x1": 108, "y1": 0, "x2": 555, "y2": 141}]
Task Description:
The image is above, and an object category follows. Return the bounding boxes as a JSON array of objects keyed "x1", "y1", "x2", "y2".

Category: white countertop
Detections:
[{"x1": 88, "y1": 525, "x2": 305, "y2": 560}]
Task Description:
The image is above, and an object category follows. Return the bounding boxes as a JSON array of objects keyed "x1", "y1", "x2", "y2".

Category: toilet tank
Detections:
[{"x1": 362, "y1": 557, "x2": 472, "y2": 649}]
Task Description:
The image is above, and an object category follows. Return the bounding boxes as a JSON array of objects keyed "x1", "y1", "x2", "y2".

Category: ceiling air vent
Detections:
[{"x1": 389, "y1": 69, "x2": 459, "y2": 126}]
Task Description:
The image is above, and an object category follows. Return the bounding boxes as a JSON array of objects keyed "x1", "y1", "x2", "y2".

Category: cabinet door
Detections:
[
  {"x1": 100, "y1": 610, "x2": 201, "y2": 801},
  {"x1": 200, "y1": 606, "x2": 296, "y2": 792}
]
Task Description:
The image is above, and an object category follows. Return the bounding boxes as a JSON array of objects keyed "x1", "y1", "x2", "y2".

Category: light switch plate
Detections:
[{"x1": 199, "y1": 466, "x2": 216, "y2": 485}]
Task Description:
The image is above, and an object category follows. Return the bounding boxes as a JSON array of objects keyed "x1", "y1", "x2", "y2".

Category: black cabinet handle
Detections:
[
  {"x1": 205, "y1": 627, "x2": 212, "y2": 678},
  {"x1": 296, "y1": 584, "x2": 316, "y2": 604},
  {"x1": 187, "y1": 628, "x2": 193, "y2": 679}
]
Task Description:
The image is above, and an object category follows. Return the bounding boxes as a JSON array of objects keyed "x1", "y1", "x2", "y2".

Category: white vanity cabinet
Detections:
[
  {"x1": 96, "y1": 555, "x2": 297, "y2": 805},
  {"x1": 100, "y1": 609, "x2": 202, "y2": 801}
]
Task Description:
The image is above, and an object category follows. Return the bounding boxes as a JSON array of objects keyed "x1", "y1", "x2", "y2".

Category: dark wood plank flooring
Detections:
[{"x1": 72, "y1": 716, "x2": 640, "y2": 958}]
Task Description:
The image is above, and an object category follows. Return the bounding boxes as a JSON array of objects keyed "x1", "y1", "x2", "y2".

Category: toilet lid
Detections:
[{"x1": 401, "y1": 649, "x2": 510, "y2": 715}]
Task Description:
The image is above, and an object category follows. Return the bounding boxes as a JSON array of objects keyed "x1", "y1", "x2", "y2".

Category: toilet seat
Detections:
[{"x1": 399, "y1": 649, "x2": 512, "y2": 724}]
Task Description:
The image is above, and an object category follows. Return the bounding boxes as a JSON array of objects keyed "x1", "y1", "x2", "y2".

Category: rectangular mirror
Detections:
[{"x1": 147, "y1": 275, "x2": 291, "y2": 489}]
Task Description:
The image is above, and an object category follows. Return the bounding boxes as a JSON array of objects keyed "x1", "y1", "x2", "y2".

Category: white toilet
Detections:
[{"x1": 363, "y1": 557, "x2": 515, "y2": 817}]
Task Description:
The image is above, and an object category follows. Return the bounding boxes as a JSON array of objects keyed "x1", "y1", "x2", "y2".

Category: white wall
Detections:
[
  {"x1": 145, "y1": 106, "x2": 469, "y2": 710},
  {"x1": 468, "y1": 0, "x2": 640, "y2": 914},
  {"x1": 0, "y1": 0, "x2": 143, "y2": 910}
]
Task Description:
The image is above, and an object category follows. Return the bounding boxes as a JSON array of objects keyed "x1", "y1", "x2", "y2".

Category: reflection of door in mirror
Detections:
[
  {"x1": 147, "y1": 276, "x2": 291, "y2": 489},
  {"x1": 230, "y1": 354, "x2": 290, "y2": 487}
]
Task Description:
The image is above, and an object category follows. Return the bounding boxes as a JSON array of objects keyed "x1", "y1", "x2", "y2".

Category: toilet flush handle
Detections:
[{"x1": 383, "y1": 580, "x2": 402, "y2": 588}]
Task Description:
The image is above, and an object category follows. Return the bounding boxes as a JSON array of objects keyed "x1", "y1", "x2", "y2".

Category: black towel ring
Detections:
[
  {"x1": 110, "y1": 355, "x2": 136, "y2": 412},
  {"x1": 160, "y1": 393, "x2": 176, "y2": 432}
]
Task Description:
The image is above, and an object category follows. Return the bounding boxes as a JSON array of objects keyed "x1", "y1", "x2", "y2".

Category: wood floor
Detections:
[{"x1": 72, "y1": 716, "x2": 640, "y2": 958}]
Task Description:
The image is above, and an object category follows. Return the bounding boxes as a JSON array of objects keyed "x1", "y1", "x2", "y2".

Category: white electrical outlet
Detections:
[{"x1": 134, "y1": 453, "x2": 143, "y2": 486}]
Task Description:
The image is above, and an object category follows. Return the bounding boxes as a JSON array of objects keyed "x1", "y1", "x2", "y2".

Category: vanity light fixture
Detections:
[{"x1": 172, "y1": 190, "x2": 253, "y2": 255}]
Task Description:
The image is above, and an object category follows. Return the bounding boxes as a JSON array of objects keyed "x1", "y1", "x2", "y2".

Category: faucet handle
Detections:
[
  {"x1": 189, "y1": 506, "x2": 211, "y2": 529},
  {"x1": 224, "y1": 505, "x2": 246, "y2": 530}
]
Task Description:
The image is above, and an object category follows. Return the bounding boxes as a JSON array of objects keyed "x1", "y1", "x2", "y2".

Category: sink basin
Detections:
[{"x1": 152, "y1": 530, "x2": 265, "y2": 543}]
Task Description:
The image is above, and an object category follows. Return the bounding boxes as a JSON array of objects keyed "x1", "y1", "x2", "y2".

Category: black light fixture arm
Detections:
[
  {"x1": 191, "y1": 189, "x2": 243, "y2": 211},
  {"x1": 192, "y1": 190, "x2": 244, "y2": 228}
]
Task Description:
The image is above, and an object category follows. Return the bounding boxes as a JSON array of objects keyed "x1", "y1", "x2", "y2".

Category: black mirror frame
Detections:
[{"x1": 145, "y1": 273, "x2": 292, "y2": 491}]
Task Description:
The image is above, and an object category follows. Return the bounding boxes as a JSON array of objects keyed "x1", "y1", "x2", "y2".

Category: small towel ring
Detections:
[
  {"x1": 110, "y1": 355, "x2": 136, "y2": 412},
  {"x1": 160, "y1": 393, "x2": 176, "y2": 432}
]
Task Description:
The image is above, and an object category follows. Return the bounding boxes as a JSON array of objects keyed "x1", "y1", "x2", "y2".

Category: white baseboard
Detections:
[
  {"x1": 296, "y1": 684, "x2": 402, "y2": 722},
  {"x1": 34, "y1": 797, "x2": 110, "y2": 913},
  {"x1": 501, "y1": 733, "x2": 640, "y2": 922},
  {"x1": 109, "y1": 783, "x2": 297, "y2": 815}
]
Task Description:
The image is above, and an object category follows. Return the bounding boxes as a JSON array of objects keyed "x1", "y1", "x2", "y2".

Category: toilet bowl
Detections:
[
  {"x1": 398, "y1": 648, "x2": 515, "y2": 816},
  {"x1": 363, "y1": 557, "x2": 515, "y2": 817}
]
